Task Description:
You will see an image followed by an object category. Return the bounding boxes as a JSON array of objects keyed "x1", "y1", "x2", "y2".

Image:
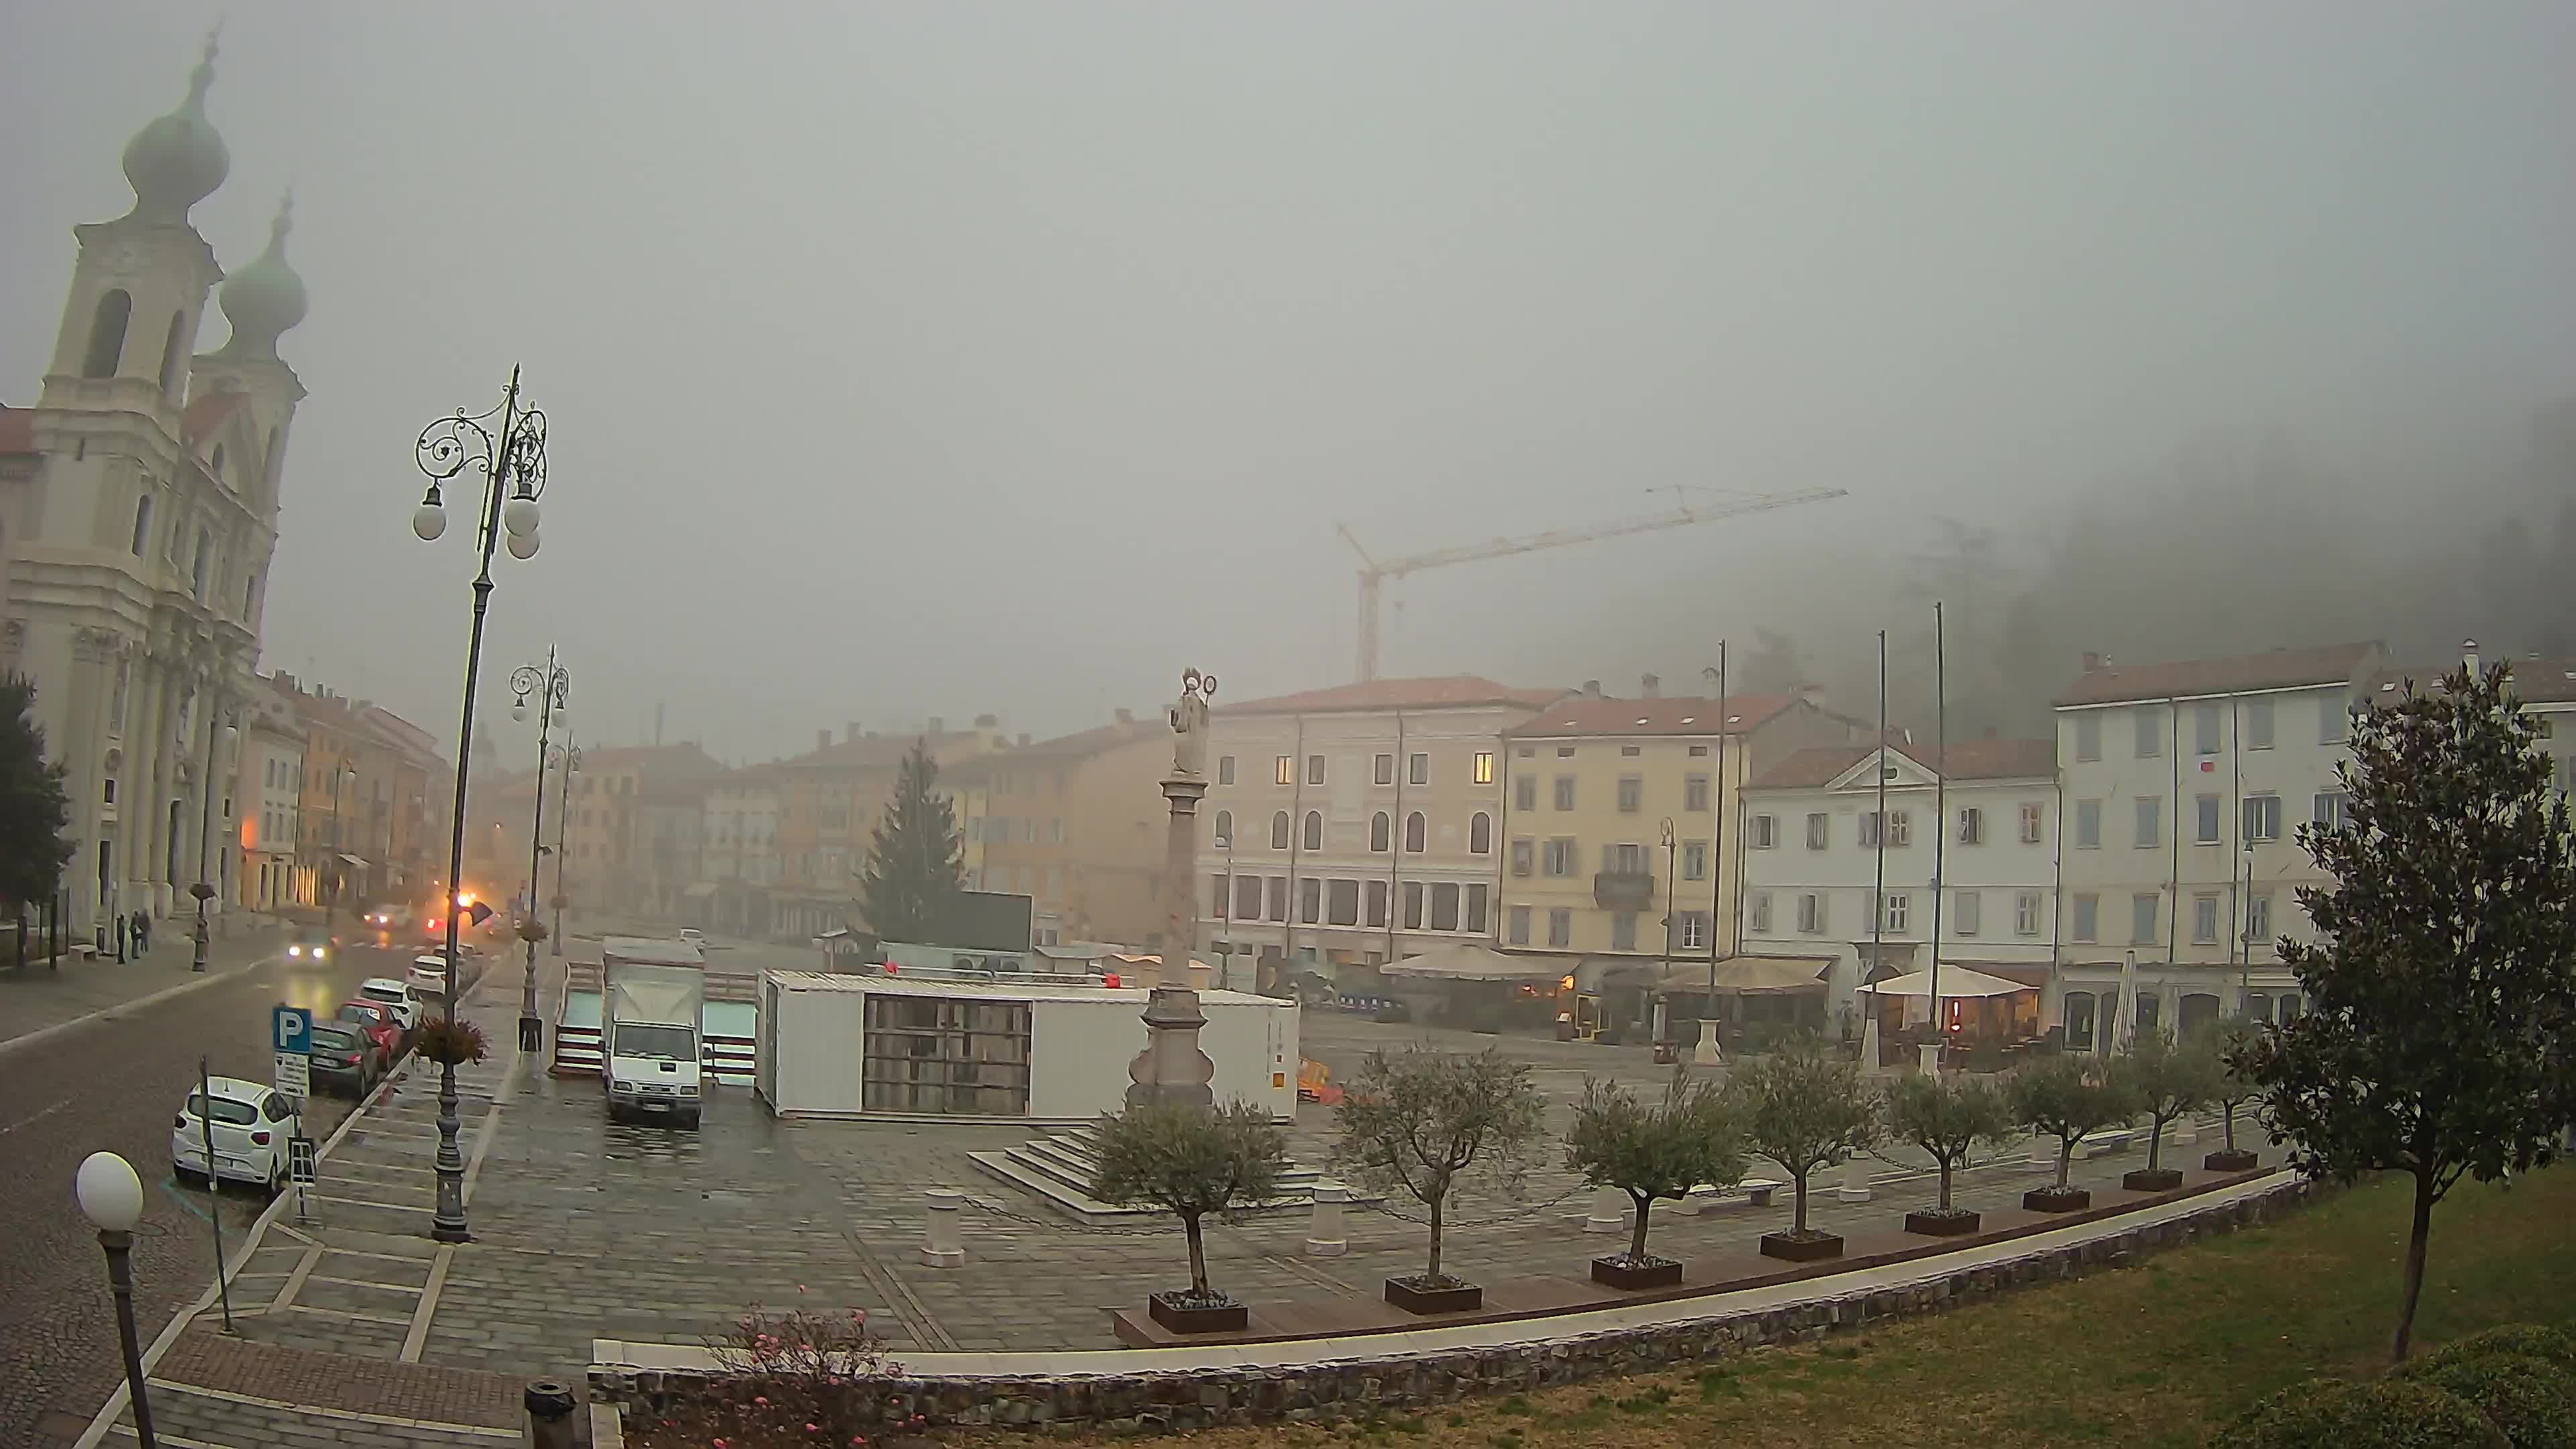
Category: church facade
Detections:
[{"x1": 0, "y1": 36, "x2": 311, "y2": 940}]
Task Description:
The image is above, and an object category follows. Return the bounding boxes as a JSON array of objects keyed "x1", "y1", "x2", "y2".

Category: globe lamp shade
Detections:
[
  {"x1": 76, "y1": 1151, "x2": 145, "y2": 1232},
  {"x1": 412, "y1": 500, "x2": 447, "y2": 541},
  {"x1": 506, "y1": 529, "x2": 540, "y2": 560},
  {"x1": 502, "y1": 494, "x2": 541, "y2": 537}
]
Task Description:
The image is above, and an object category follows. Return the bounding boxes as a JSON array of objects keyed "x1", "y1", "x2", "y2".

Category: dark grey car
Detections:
[{"x1": 307, "y1": 1022, "x2": 378, "y2": 1095}]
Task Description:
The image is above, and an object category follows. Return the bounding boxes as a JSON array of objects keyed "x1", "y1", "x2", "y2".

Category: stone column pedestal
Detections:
[
  {"x1": 921, "y1": 1188, "x2": 965, "y2": 1268},
  {"x1": 1304, "y1": 1183, "x2": 1349, "y2": 1256},
  {"x1": 1584, "y1": 1185, "x2": 1628, "y2": 1232}
]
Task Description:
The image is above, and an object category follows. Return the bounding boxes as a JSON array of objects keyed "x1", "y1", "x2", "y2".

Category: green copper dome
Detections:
[
  {"x1": 217, "y1": 194, "x2": 307, "y2": 358},
  {"x1": 122, "y1": 34, "x2": 229, "y2": 224}
]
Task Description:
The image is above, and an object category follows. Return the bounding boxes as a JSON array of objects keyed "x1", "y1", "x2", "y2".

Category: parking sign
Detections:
[{"x1": 272, "y1": 1005, "x2": 312, "y2": 1055}]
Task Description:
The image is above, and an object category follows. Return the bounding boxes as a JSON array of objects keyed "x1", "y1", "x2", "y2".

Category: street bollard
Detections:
[
  {"x1": 2022, "y1": 1134, "x2": 2057, "y2": 1175},
  {"x1": 523, "y1": 1379, "x2": 576, "y2": 1449},
  {"x1": 1833, "y1": 1157, "x2": 1872, "y2": 1203},
  {"x1": 1583, "y1": 1185, "x2": 1627, "y2": 1233},
  {"x1": 1303, "y1": 1182, "x2": 1349, "y2": 1257},
  {"x1": 2171, "y1": 1115, "x2": 2198, "y2": 1148},
  {"x1": 921, "y1": 1188, "x2": 965, "y2": 1268}
]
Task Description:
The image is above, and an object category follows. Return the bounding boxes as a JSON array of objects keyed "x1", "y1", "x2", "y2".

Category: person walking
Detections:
[{"x1": 133, "y1": 911, "x2": 150, "y2": 955}]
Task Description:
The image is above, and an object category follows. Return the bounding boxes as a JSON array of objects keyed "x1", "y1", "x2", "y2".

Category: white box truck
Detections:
[{"x1": 601, "y1": 936, "x2": 706, "y2": 1128}]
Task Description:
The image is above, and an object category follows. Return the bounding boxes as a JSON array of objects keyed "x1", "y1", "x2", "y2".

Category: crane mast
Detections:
[{"x1": 1340, "y1": 486, "x2": 1847, "y2": 681}]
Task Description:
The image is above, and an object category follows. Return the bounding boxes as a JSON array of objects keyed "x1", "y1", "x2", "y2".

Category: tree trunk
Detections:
[
  {"x1": 1937, "y1": 1157, "x2": 1955, "y2": 1212},
  {"x1": 1628, "y1": 1192, "x2": 1653, "y2": 1260},
  {"x1": 1426, "y1": 1191, "x2": 1445, "y2": 1282},
  {"x1": 2057, "y1": 1139, "x2": 2074, "y2": 1190},
  {"x1": 1183, "y1": 1212, "x2": 1211, "y2": 1300},
  {"x1": 2392, "y1": 1171, "x2": 2436, "y2": 1363},
  {"x1": 1792, "y1": 1172, "x2": 1810, "y2": 1234},
  {"x1": 2222, "y1": 1104, "x2": 2237, "y2": 1152},
  {"x1": 2147, "y1": 1115, "x2": 2165, "y2": 1172}
]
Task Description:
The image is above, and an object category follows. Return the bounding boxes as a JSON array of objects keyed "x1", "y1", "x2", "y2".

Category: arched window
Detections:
[
  {"x1": 191, "y1": 529, "x2": 211, "y2": 599},
  {"x1": 1369, "y1": 812, "x2": 1391, "y2": 852},
  {"x1": 209, "y1": 443, "x2": 225, "y2": 482},
  {"x1": 158, "y1": 311, "x2": 189, "y2": 397},
  {"x1": 1212, "y1": 809, "x2": 1232, "y2": 849},
  {"x1": 129, "y1": 494, "x2": 154, "y2": 556},
  {"x1": 83, "y1": 290, "x2": 131, "y2": 378},
  {"x1": 1301, "y1": 810, "x2": 1322, "y2": 851},
  {"x1": 1470, "y1": 811, "x2": 1493, "y2": 854},
  {"x1": 243, "y1": 570, "x2": 258, "y2": 616},
  {"x1": 1270, "y1": 810, "x2": 1290, "y2": 850},
  {"x1": 1404, "y1": 811, "x2": 1427, "y2": 853}
]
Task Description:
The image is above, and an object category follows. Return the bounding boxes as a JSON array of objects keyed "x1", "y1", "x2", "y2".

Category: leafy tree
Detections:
[
  {"x1": 1729, "y1": 1034, "x2": 1878, "y2": 1236},
  {"x1": 2236, "y1": 662, "x2": 2576, "y2": 1363},
  {"x1": 1332, "y1": 1049, "x2": 1546, "y2": 1285},
  {"x1": 2127, "y1": 1027, "x2": 2222, "y2": 1173},
  {"x1": 1091, "y1": 1102, "x2": 1287, "y2": 1305},
  {"x1": 1882, "y1": 1071, "x2": 2017, "y2": 1214},
  {"x1": 1563, "y1": 1068, "x2": 1747, "y2": 1265},
  {"x1": 2210, "y1": 1018, "x2": 2265, "y2": 1158},
  {"x1": 0, "y1": 675, "x2": 73, "y2": 930},
  {"x1": 855, "y1": 739, "x2": 963, "y2": 943},
  {"x1": 2010, "y1": 1055, "x2": 2137, "y2": 1192}
]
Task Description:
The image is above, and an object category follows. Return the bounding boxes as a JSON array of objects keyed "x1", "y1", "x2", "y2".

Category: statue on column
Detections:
[{"x1": 1169, "y1": 668, "x2": 1216, "y2": 778}]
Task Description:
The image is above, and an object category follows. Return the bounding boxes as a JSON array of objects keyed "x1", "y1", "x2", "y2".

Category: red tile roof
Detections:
[
  {"x1": 0, "y1": 406, "x2": 32, "y2": 455},
  {"x1": 2371, "y1": 657, "x2": 2576, "y2": 706},
  {"x1": 1216, "y1": 676, "x2": 1563, "y2": 717},
  {"x1": 1505, "y1": 694, "x2": 1802, "y2": 739},
  {"x1": 180, "y1": 391, "x2": 247, "y2": 444},
  {"x1": 2053, "y1": 643, "x2": 2381, "y2": 708},
  {"x1": 1752, "y1": 737, "x2": 2055, "y2": 790},
  {"x1": 944, "y1": 719, "x2": 1162, "y2": 780}
]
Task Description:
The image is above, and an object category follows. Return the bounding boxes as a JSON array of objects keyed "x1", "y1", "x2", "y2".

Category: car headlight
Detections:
[
  {"x1": 314, "y1": 948, "x2": 328, "y2": 960},
  {"x1": 288, "y1": 945, "x2": 301, "y2": 957}
]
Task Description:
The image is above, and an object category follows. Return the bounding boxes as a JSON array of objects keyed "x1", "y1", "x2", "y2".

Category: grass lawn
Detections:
[{"x1": 1053, "y1": 1167, "x2": 2576, "y2": 1449}]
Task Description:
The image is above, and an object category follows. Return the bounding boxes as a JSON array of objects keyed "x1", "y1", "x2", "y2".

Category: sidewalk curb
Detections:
[{"x1": 0, "y1": 948, "x2": 282, "y2": 1061}]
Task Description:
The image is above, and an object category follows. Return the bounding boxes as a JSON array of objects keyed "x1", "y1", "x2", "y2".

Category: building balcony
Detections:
[{"x1": 1593, "y1": 871, "x2": 1654, "y2": 909}]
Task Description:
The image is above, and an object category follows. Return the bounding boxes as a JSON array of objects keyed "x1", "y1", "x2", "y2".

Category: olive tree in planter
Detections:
[
  {"x1": 1732, "y1": 1034, "x2": 1878, "y2": 1262},
  {"x1": 1090, "y1": 1102, "x2": 1288, "y2": 1334},
  {"x1": 2008, "y1": 1054, "x2": 2136, "y2": 1212},
  {"x1": 1563, "y1": 1068, "x2": 1746, "y2": 1289},
  {"x1": 1333, "y1": 1048, "x2": 1546, "y2": 1314},
  {"x1": 1882, "y1": 1071, "x2": 2017, "y2": 1236},
  {"x1": 2121, "y1": 1027, "x2": 2221, "y2": 1191},
  {"x1": 2204, "y1": 1018, "x2": 2265, "y2": 1172}
]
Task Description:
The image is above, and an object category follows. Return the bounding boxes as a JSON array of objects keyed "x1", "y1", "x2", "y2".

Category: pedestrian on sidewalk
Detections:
[{"x1": 135, "y1": 910, "x2": 151, "y2": 955}]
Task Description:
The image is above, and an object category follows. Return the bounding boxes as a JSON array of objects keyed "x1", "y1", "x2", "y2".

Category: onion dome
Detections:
[
  {"x1": 121, "y1": 32, "x2": 229, "y2": 224},
  {"x1": 217, "y1": 193, "x2": 307, "y2": 358}
]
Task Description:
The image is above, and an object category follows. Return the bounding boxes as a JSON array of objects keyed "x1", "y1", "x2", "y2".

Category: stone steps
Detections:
[{"x1": 966, "y1": 1124, "x2": 1358, "y2": 1226}]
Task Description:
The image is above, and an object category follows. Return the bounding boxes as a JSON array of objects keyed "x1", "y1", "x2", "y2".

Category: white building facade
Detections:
[
  {"x1": 1739, "y1": 739, "x2": 2061, "y2": 1032},
  {"x1": 2051, "y1": 643, "x2": 2383, "y2": 1048},
  {"x1": 0, "y1": 40, "x2": 309, "y2": 942}
]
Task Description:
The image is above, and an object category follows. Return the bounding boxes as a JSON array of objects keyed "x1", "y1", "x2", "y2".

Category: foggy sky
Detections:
[{"x1": 7, "y1": 3, "x2": 2574, "y2": 767}]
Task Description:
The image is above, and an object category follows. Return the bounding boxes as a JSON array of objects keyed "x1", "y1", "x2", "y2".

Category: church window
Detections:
[
  {"x1": 192, "y1": 529, "x2": 211, "y2": 599},
  {"x1": 129, "y1": 495, "x2": 153, "y2": 556},
  {"x1": 83, "y1": 290, "x2": 131, "y2": 378},
  {"x1": 158, "y1": 311, "x2": 189, "y2": 396}
]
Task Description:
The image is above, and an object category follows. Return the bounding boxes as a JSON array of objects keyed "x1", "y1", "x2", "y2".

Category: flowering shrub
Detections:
[{"x1": 629, "y1": 1299, "x2": 921, "y2": 1446}]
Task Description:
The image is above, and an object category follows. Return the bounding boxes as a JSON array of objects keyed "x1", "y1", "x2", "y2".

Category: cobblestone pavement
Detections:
[{"x1": 0, "y1": 930, "x2": 439, "y2": 1449}]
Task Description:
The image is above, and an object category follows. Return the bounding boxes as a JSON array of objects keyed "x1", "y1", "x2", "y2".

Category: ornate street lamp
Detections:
[
  {"x1": 411, "y1": 368, "x2": 549, "y2": 1244},
  {"x1": 510, "y1": 650, "x2": 568, "y2": 1051},
  {"x1": 76, "y1": 1150, "x2": 157, "y2": 1448}
]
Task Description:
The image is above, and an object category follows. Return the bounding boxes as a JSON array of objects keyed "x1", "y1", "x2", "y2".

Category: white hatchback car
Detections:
[
  {"x1": 172, "y1": 1076, "x2": 295, "y2": 1193},
  {"x1": 356, "y1": 976, "x2": 422, "y2": 1033}
]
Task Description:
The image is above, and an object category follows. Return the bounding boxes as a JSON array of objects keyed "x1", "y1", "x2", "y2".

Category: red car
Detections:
[{"x1": 335, "y1": 1000, "x2": 404, "y2": 1072}]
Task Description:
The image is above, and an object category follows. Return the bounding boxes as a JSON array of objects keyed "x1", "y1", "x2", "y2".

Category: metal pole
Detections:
[
  {"x1": 519, "y1": 650, "x2": 559, "y2": 1052},
  {"x1": 551, "y1": 735, "x2": 574, "y2": 956},
  {"x1": 328, "y1": 769, "x2": 343, "y2": 927},
  {"x1": 1929, "y1": 602, "x2": 1945, "y2": 1056},
  {"x1": 1872, "y1": 630, "x2": 1887, "y2": 1044},
  {"x1": 192, "y1": 704, "x2": 223, "y2": 972},
  {"x1": 196, "y1": 1056, "x2": 234, "y2": 1333},
  {"x1": 1708, "y1": 641, "x2": 1726, "y2": 1000},
  {"x1": 99, "y1": 1229, "x2": 158, "y2": 1448},
  {"x1": 1385, "y1": 710, "x2": 1404, "y2": 968}
]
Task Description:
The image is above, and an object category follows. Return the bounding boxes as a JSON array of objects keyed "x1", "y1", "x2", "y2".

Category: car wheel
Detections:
[{"x1": 267, "y1": 1161, "x2": 285, "y2": 1198}]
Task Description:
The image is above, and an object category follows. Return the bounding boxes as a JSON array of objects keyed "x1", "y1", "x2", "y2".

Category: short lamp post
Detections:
[
  {"x1": 411, "y1": 367, "x2": 551, "y2": 1244},
  {"x1": 76, "y1": 1150, "x2": 157, "y2": 1449},
  {"x1": 549, "y1": 737, "x2": 577, "y2": 957},
  {"x1": 510, "y1": 651, "x2": 568, "y2": 1051}
]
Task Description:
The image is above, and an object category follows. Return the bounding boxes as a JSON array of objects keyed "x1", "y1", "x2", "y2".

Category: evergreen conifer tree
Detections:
[{"x1": 855, "y1": 738, "x2": 964, "y2": 942}]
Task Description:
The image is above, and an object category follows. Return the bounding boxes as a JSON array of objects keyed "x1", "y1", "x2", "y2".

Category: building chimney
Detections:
[
  {"x1": 1582, "y1": 679, "x2": 1603, "y2": 698},
  {"x1": 2081, "y1": 651, "x2": 2103, "y2": 673},
  {"x1": 1115, "y1": 708, "x2": 1134, "y2": 724},
  {"x1": 928, "y1": 716, "x2": 947, "y2": 735},
  {"x1": 816, "y1": 729, "x2": 831, "y2": 752},
  {"x1": 1018, "y1": 732, "x2": 1032, "y2": 747},
  {"x1": 973, "y1": 713, "x2": 999, "y2": 729},
  {"x1": 2463, "y1": 638, "x2": 2480, "y2": 675},
  {"x1": 1640, "y1": 674, "x2": 1660, "y2": 698}
]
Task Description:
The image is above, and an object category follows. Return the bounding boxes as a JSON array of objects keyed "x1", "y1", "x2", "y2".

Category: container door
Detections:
[{"x1": 757, "y1": 979, "x2": 781, "y2": 1108}]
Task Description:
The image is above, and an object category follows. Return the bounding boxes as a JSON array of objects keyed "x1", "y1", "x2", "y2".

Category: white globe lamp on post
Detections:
[{"x1": 76, "y1": 1150, "x2": 158, "y2": 1448}]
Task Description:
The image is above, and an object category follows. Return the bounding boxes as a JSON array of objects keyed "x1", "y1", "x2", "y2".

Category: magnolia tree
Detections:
[
  {"x1": 2010, "y1": 1055, "x2": 2136, "y2": 1194},
  {"x1": 1564, "y1": 1068, "x2": 1747, "y2": 1266},
  {"x1": 2237, "y1": 662, "x2": 2576, "y2": 1362},
  {"x1": 1882, "y1": 1071, "x2": 2017, "y2": 1218},
  {"x1": 2126, "y1": 1028, "x2": 2222, "y2": 1175},
  {"x1": 1334, "y1": 1048, "x2": 1546, "y2": 1287},
  {"x1": 1091, "y1": 1102, "x2": 1288, "y2": 1307},
  {"x1": 1731, "y1": 1034, "x2": 1877, "y2": 1239}
]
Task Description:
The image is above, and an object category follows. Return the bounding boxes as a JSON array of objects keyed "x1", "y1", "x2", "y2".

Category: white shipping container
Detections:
[{"x1": 755, "y1": 971, "x2": 1298, "y2": 1122}]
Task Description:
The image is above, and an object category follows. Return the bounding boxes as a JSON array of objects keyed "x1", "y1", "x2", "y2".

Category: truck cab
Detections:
[{"x1": 600, "y1": 936, "x2": 706, "y2": 1129}]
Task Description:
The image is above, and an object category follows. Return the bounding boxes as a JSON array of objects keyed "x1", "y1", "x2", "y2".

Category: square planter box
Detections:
[
  {"x1": 1904, "y1": 1208, "x2": 1982, "y2": 1237},
  {"x1": 1146, "y1": 1292, "x2": 1247, "y2": 1335},
  {"x1": 1384, "y1": 1276, "x2": 1483, "y2": 1315},
  {"x1": 1759, "y1": 1230, "x2": 1844, "y2": 1263},
  {"x1": 1591, "y1": 1254, "x2": 1684, "y2": 1290},
  {"x1": 2122, "y1": 1167, "x2": 2186, "y2": 1193},
  {"x1": 2023, "y1": 1185, "x2": 2092, "y2": 1213},
  {"x1": 2204, "y1": 1149, "x2": 2261, "y2": 1173}
]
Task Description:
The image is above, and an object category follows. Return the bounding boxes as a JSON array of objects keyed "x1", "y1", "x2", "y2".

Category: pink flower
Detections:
[
  {"x1": 805, "y1": 1424, "x2": 820, "y2": 1434},
  {"x1": 797, "y1": 1283, "x2": 808, "y2": 1293},
  {"x1": 753, "y1": 1396, "x2": 769, "y2": 1407}
]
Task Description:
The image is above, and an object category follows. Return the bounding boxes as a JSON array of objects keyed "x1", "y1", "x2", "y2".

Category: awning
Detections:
[
  {"x1": 1652, "y1": 955, "x2": 1833, "y2": 994},
  {"x1": 682, "y1": 881, "x2": 718, "y2": 898},
  {"x1": 1862, "y1": 965, "x2": 2033, "y2": 999},
  {"x1": 1383, "y1": 943, "x2": 1564, "y2": 982},
  {"x1": 337, "y1": 854, "x2": 369, "y2": 868}
]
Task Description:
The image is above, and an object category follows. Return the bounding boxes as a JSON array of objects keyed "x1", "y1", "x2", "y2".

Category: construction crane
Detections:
[{"x1": 1336, "y1": 486, "x2": 1848, "y2": 682}]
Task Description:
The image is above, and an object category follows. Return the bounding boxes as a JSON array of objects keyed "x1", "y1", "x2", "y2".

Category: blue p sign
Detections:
[{"x1": 272, "y1": 1005, "x2": 312, "y2": 1056}]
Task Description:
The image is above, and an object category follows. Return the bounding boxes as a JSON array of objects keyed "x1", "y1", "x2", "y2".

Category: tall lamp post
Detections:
[
  {"x1": 191, "y1": 710, "x2": 238, "y2": 972},
  {"x1": 510, "y1": 651, "x2": 569, "y2": 1051},
  {"x1": 1657, "y1": 817, "x2": 1676, "y2": 1044},
  {"x1": 1127, "y1": 668, "x2": 1217, "y2": 1111},
  {"x1": 326, "y1": 765, "x2": 354, "y2": 924},
  {"x1": 76, "y1": 1150, "x2": 157, "y2": 1448},
  {"x1": 411, "y1": 368, "x2": 551, "y2": 1244},
  {"x1": 549, "y1": 735, "x2": 577, "y2": 956}
]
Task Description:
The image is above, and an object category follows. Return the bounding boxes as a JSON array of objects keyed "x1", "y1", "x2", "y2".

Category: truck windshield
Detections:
[{"x1": 612, "y1": 1023, "x2": 696, "y2": 1061}]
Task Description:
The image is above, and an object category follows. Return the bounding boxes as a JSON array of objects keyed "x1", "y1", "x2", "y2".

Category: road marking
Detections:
[
  {"x1": 0, "y1": 950, "x2": 283, "y2": 1060},
  {"x1": 400, "y1": 1244, "x2": 454, "y2": 1362},
  {"x1": 279, "y1": 1303, "x2": 413, "y2": 1326},
  {"x1": 107, "y1": 1426, "x2": 235, "y2": 1448},
  {"x1": 140, "y1": 1379, "x2": 521, "y2": 1438},
  {"x1": 0, "y1": 1097, "x2": 70, "y2": 1135},
  {"x1": 309, "y1": 1274, "x2": 423, "y2": 1295},
  {"x1": 268, "y1": 1248, "x2": 321, "y2": 1313}
]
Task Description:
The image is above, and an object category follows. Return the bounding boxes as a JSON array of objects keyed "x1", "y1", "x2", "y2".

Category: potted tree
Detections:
[
  {"x1": 2204, "y1": 1018, "x2": 2265, "y2": 1172},
  {"x1": 1882, "y1": 1071, "x2": 2017, "y2": 1236},
  {"x1": 1732, "y1": 1034, "x2": 1878, "y2": 1261},
  {"x1": 2122, "y1": 1027, "x2": 2220, "y2": 1191},
  {"x1": 1563, "y1": 1068, "x2": 1746, "y2": 1289},
  {"x1": 1333, "y1": 1048, "x2": 1545, "y2": 1314},
  {"x1": 2009, "y1": 1055, "x2": 2135, "y2": 1212},
  {"x1": 1090, "y1": 1102, "x2": 1288, "y2": 1334}
]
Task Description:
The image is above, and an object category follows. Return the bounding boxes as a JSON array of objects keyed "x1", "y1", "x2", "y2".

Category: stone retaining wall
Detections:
[{"x1": 594, "y1": 1176, "x2": 2318, "y2": 1436}]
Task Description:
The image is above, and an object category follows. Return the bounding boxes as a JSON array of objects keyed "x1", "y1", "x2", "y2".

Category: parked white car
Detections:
[
  {"x1": 172, "y1": 1075, "x2": 294, "y2": 1193},
  {"x1": 356, "y1": 976, "x2": 422, "y2": 1032},
  {"x1": 407, "y1": 955, "x2": 455, "y2": 1003}
]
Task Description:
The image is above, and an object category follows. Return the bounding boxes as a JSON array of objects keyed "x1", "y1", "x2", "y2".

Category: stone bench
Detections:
[
  {"x1": 2077, "y1": 1128, "x2": 2137, "y2": 1159},
  {"x1": 1688, "y1": 1177, "x2": 1789, "y2": 1212}
]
